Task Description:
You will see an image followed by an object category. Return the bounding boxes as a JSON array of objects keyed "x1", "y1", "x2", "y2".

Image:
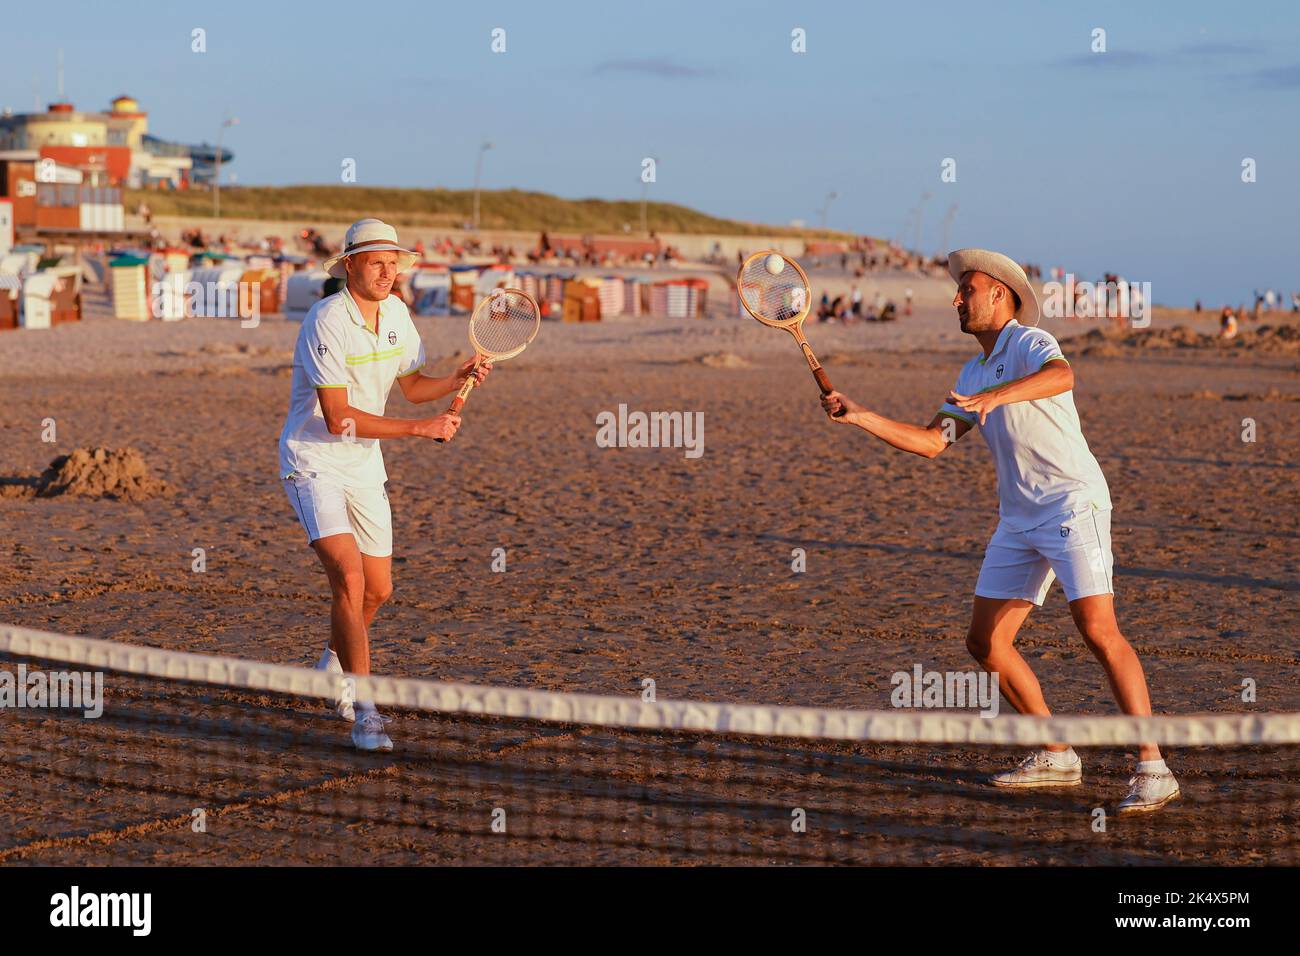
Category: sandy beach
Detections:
[
  {"x1": 2, "y1": 274, "x2": 1297, "y2": 865},
  {"x1": 1, "y1": 277, "x2": 1296, "y2": 716}
]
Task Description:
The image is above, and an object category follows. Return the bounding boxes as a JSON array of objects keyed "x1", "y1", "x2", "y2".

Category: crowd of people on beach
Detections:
[
  {"x1": 130, "y1": 217, "x2": 1299, "y2": 337},
  {"x1": 809, "y1": 284, "x2": 912, "y2": 323}
]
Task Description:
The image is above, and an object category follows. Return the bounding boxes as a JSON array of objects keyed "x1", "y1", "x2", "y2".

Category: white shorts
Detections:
[
  {"x1": 283, "y1": 472, "x2": 392, "y2": 558},
  {"x1": 975, "y1": 507, "x2": 1114, "y2": 605}
]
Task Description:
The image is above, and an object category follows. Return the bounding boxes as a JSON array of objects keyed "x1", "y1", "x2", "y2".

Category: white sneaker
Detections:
[
  {"x1": 314, "y1": 646, "x2": 354, "y2": 722},
  {"x1": 990, "y1": 749, "x2": 1083, "y2": 788},
  {"x1": 351, "y1": 711, "x2": 393, "y2": 752},
  {"x1": 1117, "y1": 771, "x2": 1180, "y2": 813}
]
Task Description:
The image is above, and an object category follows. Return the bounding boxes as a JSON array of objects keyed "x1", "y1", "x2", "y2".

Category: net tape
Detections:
[{"x1": 3, "y1": 625, "x2": 1296, "y2": 747}]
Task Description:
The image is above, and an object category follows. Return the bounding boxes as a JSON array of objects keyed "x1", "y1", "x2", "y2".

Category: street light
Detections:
[
  {"x1": 940, "y1": 203, "x2": 958, "y2": 259},
  {"x1": 819, "y1": 190, "x2": 838, "y2": 230},
  {"x1": 639, "y1": 156, "x2": 658, "y2": 236},
  {"x1": 473, "y1": 141, "x2": 494, "y2": 231},
  {"x1": 214, "y1": 115, "x2": 239, "y2": 218},
  {"x1": 914, "y1": 191, "x2": 931, "y2": 258}
]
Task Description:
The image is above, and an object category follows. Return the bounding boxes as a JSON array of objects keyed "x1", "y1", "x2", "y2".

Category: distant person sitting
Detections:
[
  {"x1": 879, "y1": 301, "x2": 898, "y2": 322},
  {"x1": 1219, "y1": 307, "x2": 1238, "y2": 340}
]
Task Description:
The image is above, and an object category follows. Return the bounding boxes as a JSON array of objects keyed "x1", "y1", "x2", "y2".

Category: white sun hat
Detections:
[
  {"x1": 322, "y1": 218, "x2": 419, "y2": 279},
  {"x1": 947, "y1": 248, "x2": 1041, "y2": 327}
]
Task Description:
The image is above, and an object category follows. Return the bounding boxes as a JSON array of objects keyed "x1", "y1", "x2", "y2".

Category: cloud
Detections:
[
  {"x1": 591, "y1": 57, "x2": 716, "y2": 79},
  {"x1": 1250, "y1": 63, "x2": 1300, "y2": 89}
]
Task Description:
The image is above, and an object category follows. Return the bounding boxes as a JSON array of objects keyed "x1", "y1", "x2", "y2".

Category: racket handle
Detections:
[
  {"x1": 433, "y1": 383, "x2": 474, "y2": 442},
  {"x1": 812, "y1": 366, "x2": 847, "y2": 418}
]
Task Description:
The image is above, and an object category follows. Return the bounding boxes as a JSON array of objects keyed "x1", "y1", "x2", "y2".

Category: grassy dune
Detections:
[{"x1": 126, "y1": 185, "x2": 860, "y2": 239}]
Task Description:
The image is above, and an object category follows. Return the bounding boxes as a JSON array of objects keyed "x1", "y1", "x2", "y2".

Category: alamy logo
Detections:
[
  {"x1": 317, "y1": 344, "x2": 328, "y2": 357},
  {"x1": 50, "y1": 886, "x2": 151, "y2": 936},
  {"x1": 595, "y1": 404, "x2": 704, "y2": 459},
  {"x1": 1060, "y1": 526, "x2": 1071, "y2": 537},
  {"x1": 150, "y1": 277, "x2": 261, "y2": 328},
  {"x1": 1041, "y1": 276, "x2": 1152, "y2": 328},
  {"x1": 891, "y1": 664, "x2": 1000, "y2": 717},
  {"x1": 388, "y1": 331, "x2": 398, "y2": 345},
  {"x1": 995, "y1": 364, "x2": 1004, "y2": 379},
  {"x1": 0, "y1": 664, "x2": 103, "y2": 718}
]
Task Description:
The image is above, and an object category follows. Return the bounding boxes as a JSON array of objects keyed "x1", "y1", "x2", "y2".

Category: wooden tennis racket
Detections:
[
  {"x1": 435, "y1": 287, "x2": 541, "y2": 442},
  {"x1": 736, "y1": 251, "x2": 843, "y2": 415}
]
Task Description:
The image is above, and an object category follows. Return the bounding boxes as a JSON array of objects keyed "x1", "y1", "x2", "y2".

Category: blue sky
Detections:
[{"x1": 6, "y1": 0, "x2": 1298, "y2": 305}]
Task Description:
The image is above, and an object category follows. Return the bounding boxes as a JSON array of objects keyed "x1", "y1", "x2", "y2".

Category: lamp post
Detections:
[
  {"x1": 639, "y1": 156, "x2": 657, "y2": 236},
  {"x1": 214, "y1": 115, "x2": 238, "y2": 218},
  {"x1": 940, "y1": 203, "x2": 958, "y2": 259},
  {"x1": 818, "y1": 190, "x2": 838, "y2": 230},
  {"x1": 473, "y1": 141, "x2": 494, "y2": 231},
  {"x1": 640, "y1": 176, "x2": 648, "y2": 235},
  {"x1": 914, "y1": 191, "x2": 931, "y2": 257}
]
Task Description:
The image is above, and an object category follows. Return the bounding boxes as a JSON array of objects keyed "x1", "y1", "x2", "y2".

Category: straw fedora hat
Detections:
[
  {"x1": 323, "y1": 218, "x2": 419, "y2": 279},
  {"x1": 947, "y1": 248, "x2": 1040, "y2": 327}
]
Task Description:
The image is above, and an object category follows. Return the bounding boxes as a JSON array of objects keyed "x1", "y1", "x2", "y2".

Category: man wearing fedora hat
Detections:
[
  {"x1": 280, "y1": 218, "x2": 490, "y2": 751},
  {"x1": 820, "y1": 248, "x2": 1180, "y2": 813}
]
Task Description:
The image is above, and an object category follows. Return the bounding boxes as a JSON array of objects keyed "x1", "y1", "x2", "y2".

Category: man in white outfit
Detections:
[
  {"x1": 279, "y1": 219, "x2": 489, "y2": 751},
  {"x1": 820, "y1": 248, "x2": 1180, "y2": 813}
]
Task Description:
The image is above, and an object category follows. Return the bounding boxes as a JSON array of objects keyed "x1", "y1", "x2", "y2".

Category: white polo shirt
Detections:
[
  {"x1": 938, "y1": 321, "x2": 1112, "y2": 532},
  {"x1": 278, "y1": 287, "x2": 425, "y2": 487}
]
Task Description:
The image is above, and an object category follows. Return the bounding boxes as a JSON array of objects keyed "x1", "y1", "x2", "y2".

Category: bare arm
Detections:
[
  {"x1": 821, "y1": 391, "x2": 973, "y2": 459},
  {"x1": 948, "y1": 359, "x2": 1074, "y2": 425},
  {"x1": 316, "y1": 388, "x2": 459, "y2": 441},
  {"x1": 396, "y1": 356, "x2": 491, "y2": 404},
  {"x1": 396, "y1": 371, "x2": 460, "y2": 404}
]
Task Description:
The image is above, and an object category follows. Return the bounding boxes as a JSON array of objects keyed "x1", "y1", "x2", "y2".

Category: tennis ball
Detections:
[{"x1": 764, "y1": 254, "x2": 785, "y2": 276}]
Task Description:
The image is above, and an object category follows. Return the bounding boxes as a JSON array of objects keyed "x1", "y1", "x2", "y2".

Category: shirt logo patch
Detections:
[
  {"x1": 316, "y1": 344, "x2": 328, "y2": 357},
  {"x1": 995, "y1": 364, "x2": 1004, "y2": 379},
  {"x1": 388, "y1": 331, "x2": 398, "y2": 346}
]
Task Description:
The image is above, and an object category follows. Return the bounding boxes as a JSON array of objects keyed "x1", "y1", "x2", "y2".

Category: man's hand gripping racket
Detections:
[{"x1": 435, "y1": 288, "x2": 541, "y2": 442}]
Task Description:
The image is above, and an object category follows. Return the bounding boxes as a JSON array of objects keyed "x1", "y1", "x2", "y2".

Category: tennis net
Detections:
[{"x1": 2, "y1": 624, "x2": 1297, "y2": 866}]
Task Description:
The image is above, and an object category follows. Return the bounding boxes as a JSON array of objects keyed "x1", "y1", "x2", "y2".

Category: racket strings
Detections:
[
  {"x1": 738, "y1": 255, "x2": 811, "y2": 327},
  {"x1": 470, "y1": 291, "x2": 540, "y2": 358}
]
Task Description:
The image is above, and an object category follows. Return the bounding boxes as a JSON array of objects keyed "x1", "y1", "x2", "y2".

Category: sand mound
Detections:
[
  {"x1": 0, "y1": 447, "x2": 172, "y2": 501},
  {"x1": 696, "y1": 352, "x2": 750, "y2": 368},
  {"x1": 1068, "y1": 324, "x2": 1300, "y2": 356}
]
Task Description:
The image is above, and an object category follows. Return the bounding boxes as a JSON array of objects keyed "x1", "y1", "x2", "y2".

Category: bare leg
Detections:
[
  {"x1": 1068, "y1": 594, "x2": 1161, "y2": 763},
  {"x1": 966, "y1": 596, "x2": 1069, "y2": 753},
  {"x1": 360, "y1": 551, "x2": 394, "y2": 633},
  {"x1": 311, "y1": 534, "x2": 369, "y2": 676}
]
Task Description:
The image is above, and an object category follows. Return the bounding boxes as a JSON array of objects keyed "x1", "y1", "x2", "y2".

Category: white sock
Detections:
[
  {"x1": 317, "y1": 645, "x2": 338, "y2": 669},
  {"x1": 1137, "y1": 758, "x2": 1169, "y2": 775},
  {"x1": 1046, "y1": 748, "x2": 1078, "y2": 767}
]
